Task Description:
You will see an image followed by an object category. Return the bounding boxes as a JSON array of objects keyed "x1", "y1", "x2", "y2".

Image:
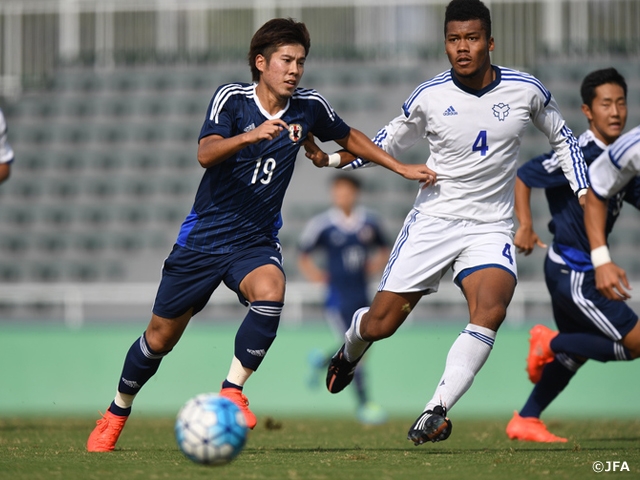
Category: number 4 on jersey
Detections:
[{"x1": 472, "y1": 130, "x2": 488, "y2": 156}]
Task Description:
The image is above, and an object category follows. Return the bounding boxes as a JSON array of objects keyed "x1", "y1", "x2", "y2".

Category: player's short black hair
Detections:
[
  {"x1": 444, "y1": 0, "x2": 492, "y2": 39},
  {"x1": 580, "y1": 68, "x2": 627, "y2": 107},
  {"x1": 248, "y1": 18, "x2": 311, "y2": 82},
  {"x1": 332, "y1": 173, "x2": 361, "y2": 190}
]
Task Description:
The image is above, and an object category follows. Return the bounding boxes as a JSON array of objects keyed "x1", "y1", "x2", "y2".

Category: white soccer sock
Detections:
[
  {"x1": 225, "y1": 356, "x2": 253, "y2": 387},
  {"x1": 114, "y1": 391, "x2": 136, "y2": 409},
  {"x1": 424, "y1": 323, "x2": 496, "y2": 412},
  {"x1": 343, "y1": 307, "x2": 371, "y2": 362}
]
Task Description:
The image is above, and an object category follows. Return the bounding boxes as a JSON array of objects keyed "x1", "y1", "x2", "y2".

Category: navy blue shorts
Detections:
[
  {"x1": 152, "y1": 242, "x2": 285, "y2": 319},
  {"x1": 544, "y1": 254, "x2": 638, "y2": 341}
]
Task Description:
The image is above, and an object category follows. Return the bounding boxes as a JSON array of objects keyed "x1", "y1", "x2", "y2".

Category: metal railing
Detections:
[
  {"x1": 0, "y1": 279, "x2": 569, "y2": 328},
  {"x1": 1, "y1": 0, "x2": 639, "y2": 97}
]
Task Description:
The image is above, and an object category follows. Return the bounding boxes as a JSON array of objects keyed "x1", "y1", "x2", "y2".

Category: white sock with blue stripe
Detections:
[{"x1": 425, "y1": 323, "x2": 496, "y2": 413}]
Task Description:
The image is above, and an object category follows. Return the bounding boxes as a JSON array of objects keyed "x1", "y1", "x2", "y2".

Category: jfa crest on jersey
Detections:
[
  {"x1": 352, "y1": 66, "x2": 588, "y2": 225},
  {"x1": 176, "y1": 83, "x2": 350, "y2": 254}
]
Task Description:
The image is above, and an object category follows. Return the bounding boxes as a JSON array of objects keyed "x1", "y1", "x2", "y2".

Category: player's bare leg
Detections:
[
  {"x1": 326, "y1": 291, "x2": 422, "y2": 393},
  {"x1": 621, "y1": 320, "x2": 640, "y2": 358},
  {"x1": 219, "y1": 264, "x2": 286, "y2": 429},
  {"x1": 409, "y1": 268, "x2": 515, "y2": 445},
  {"x1": 87, "y1": 310, "x2": 192, "y2": 452}
]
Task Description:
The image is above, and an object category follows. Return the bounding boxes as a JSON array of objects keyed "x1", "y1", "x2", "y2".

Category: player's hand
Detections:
[
  {"x1": 514, "y1": 225, "x2": 547, "y2": 255},
  {"x1": 302, "y1": 133, "x2": 330, "y2": 168},
  {"x1": 247, "y1": 119, "x2": 288, "y2": 143},
  {"x1": 594, "y1": 262, "x2": 632, "y2": 301},
  {"x1": 397, "y1": 164, "x2": 437, "y2": 187}
]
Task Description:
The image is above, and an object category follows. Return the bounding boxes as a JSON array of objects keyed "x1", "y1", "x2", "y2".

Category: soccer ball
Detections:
[{"x1": 175, "y1": 393, "x2": 248, "y2": 465}]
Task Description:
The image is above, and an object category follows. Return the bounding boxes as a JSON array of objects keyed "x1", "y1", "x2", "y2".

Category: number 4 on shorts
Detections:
[{"x1": 502, "y1": 243, "x2": 513, "y2": 265}]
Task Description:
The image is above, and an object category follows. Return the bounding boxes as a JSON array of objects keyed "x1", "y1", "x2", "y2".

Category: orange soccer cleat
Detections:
[
  {"x1": 219, "y1": 388, "x2": 257, "y2": 429},
  {"x1": 86, "y1": 408, "x2": 129, "y2": 452},
  {"x1": 526, "y1": 324, "x2": 557, "y2": 383},
  {"x1": 506, "y1": 411, "x2": 567, "y2": 443}
]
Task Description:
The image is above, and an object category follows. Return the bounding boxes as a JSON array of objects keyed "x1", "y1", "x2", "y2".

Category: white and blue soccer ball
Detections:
[{"x1": 175, "y1": 393, "x2": 248, "y2": 465}]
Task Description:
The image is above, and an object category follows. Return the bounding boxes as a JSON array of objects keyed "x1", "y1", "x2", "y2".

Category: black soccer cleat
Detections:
[
  {"x1": 325, "y1": 343, "x2": 370, "y2": 394},
  {"x1": 407, "y1": 405, "x2": 452, "y2": 445}
]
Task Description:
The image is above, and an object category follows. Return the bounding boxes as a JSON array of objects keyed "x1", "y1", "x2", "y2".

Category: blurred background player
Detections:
[
  {"x1": 507, "y1": 68, "x2": 640, "y2": 442},
  {"x1": 0, "y1": 108, "x2": 14, "y2": 184},
  {"x1": 298, "y1": 173, "x2": 390, "y2": 424},
  {"x1": 86, "y1": 17, "x2": 434, "y2": 452},
  {"x1": 304, "y1": 0, "x2": 589, "y2": 446}
]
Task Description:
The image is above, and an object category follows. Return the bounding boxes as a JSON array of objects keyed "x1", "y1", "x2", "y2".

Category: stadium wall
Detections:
[{"x1": 1, "y1": 322, "x2": 637, "y2": 420}]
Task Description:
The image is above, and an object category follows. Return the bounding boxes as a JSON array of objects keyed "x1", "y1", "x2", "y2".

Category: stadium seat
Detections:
[
  {"x1": 0, "y1": 263, "x2": 23, "y2": 282},
  {"x1": 36, "y1": 234, "x2": 71, "y2": 254}
]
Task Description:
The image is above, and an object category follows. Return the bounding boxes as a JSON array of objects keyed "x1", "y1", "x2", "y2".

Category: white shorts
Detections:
[{"x1": 378, "y1": 210, "x2": 517, "y2": 294}]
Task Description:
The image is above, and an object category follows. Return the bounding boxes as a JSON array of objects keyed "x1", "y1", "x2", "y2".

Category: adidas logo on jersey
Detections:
[{"x1": 443, "y1": 106, "x2": 458, "y2": 116}]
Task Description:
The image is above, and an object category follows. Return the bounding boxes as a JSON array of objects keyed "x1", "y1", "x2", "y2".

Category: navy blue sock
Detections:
[
  {"x1": 551, "y1": 333, "x2": 631, "y2": 362},
  {"x1": 109, "y1": 402, "x2": 131, "y2": 417},
  {"x1": 520, "y1": 355, "x2": 582, "y2": 418},
  {"x1": 222, "y1": 380, "x2": 243, "y2": 391},
  {"x1": 117, "y1": 333, "x2": 170, "y2": 397},
  {"x1": 234, "y1": 301, "x2": 283, "y2": 371},
  {"x1": 353, "y1": 367, "x2": 367, "y2": 405}
]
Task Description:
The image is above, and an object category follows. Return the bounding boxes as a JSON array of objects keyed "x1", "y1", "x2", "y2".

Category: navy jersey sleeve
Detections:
[
  {"x1": 369, "y1": 215, "x2": 390, "y2": 248},
  {"x1": 298, "y1": 214, "x2": 328, "y2": 253},
  {"x1": 198, "y1": 83, "x2": 251, "y2": 141},
  {"x1": 622, "y1": 177, "x2": 640, "y2": 209},
  {"x1": 301, "y1": 89, "x2": 351, "y2": 143},
  {"x1": 517, "y1": 151, "x2": 571, "y2": 189}
]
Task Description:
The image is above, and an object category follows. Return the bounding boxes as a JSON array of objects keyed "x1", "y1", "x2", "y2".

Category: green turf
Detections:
[{"x1": 1, "y1": 416, "x2": 638, "y2": 480}]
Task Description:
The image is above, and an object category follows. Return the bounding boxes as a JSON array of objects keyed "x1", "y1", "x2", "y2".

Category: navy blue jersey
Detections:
[
  {"x1": 177, "y1": 83, "x2": 351, "y2": 254},
  {"x1": 517, "y1": 129, "x2": 640, "y2": 271},
  {"x1": 298, "y1": 207, "x2": 388, "y2": 310}
]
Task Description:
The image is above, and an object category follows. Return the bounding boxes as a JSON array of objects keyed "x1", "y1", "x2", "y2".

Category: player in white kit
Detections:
[
  {"x1": 304, "y1": 0, "x2": 589, "y2": 445},
  {"x1": 585, "y1": 125, "x2": 640, "y2": 301}
]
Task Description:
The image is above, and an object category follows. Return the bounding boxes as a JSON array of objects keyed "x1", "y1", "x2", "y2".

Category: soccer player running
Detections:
[
  {"x1": 507, "y1": 68, "x2": 640, "y2": 442},
  {"x1": 298, "y1": 174, "x2": 390, "y2": 424},
  {"x1": 0, "y1": 108, "x2": 14, "y2": 184},
  {"x1": 304, "y1": 0, "x2": 588, "y2": 445},
  {"x1": 86, "y1": 17, "x2": 435, "y2": 452}
]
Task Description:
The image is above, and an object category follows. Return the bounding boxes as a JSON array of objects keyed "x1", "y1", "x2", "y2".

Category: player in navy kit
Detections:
[
  {"x1": 298, "y1": 174, "x2": 390, "y2": 424},
  {"x1": 506, "y1": 68, "x2": 640, "y2": 442},
  {"x1": 0, "y1": 108, "x2": 14, "y2": 184},
  {"x1": 87, "y1": 17, "x2": 436, "y2": 452}
]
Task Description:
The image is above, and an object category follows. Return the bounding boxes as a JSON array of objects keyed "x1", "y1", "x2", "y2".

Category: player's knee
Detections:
[
  {"x1": 622, "y1": 321, "x2": 640, "y2": 359},
  {"x1": 244, "y1": 281, "x2": 285, "y2": 303},
  {"x1": 360, "y1": 314, "x2": 400, "y2": 341},
  {"x1": 470, "y1": 304, "x2": 507, "y2": 330},
  {"x1": 146, "y1": 324, "x2": 181, "y2": 353}
]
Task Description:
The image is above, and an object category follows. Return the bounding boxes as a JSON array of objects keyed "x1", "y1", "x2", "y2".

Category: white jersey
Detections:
[
  {"x1": 589, "y1": 125, "x2": 640, "y2": 199},
  {"x1": 346, "y1": 66, "x2": 588, "y2": 224},
  {"x1": 0, "y1": 109, "x2": 14, "y2": 165}
]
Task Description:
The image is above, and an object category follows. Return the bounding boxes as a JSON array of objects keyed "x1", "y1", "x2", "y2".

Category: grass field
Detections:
[{"x1": 2, "y1": 416, "x2": 639, "y2": 480}]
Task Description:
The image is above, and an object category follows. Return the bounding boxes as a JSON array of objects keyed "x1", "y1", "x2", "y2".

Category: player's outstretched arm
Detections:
[
  {"x1": 197, "y1": 119, "x2": 289, "y2": 168},
  {"x1": 584, "y1": 188, "x2": 631, "y2": 301},
  {"x1": 514, "y1": 177, "x2": 546, "y2": 255},
  {"x1": 302, "y1": 133, "x2": 355, "y2": 168},
  {"x1": 335, "y1": 128, "x2": 436, "y2": 185}
]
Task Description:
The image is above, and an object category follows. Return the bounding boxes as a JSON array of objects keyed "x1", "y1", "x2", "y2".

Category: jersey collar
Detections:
[
  {"x1": 580, "y1": 128, "x2": 608, "y2": 151},
  {"x1": 450, "y1": 65, "x2": 501, "y2": 98},
  {"x1": 251, "y1": 83, "x2": 291, "y2": 120}
]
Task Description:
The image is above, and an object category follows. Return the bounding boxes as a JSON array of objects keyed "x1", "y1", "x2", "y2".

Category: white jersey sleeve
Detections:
[
  {"x1": 589, "y1": 125, "x2": 640, "y2": 199},
  {"x1": 529, "y1": 88, "x2": 588, "y2": 194},
  {"x1": 0, "y1": 109, "x2": 14, "y2": 164}
]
